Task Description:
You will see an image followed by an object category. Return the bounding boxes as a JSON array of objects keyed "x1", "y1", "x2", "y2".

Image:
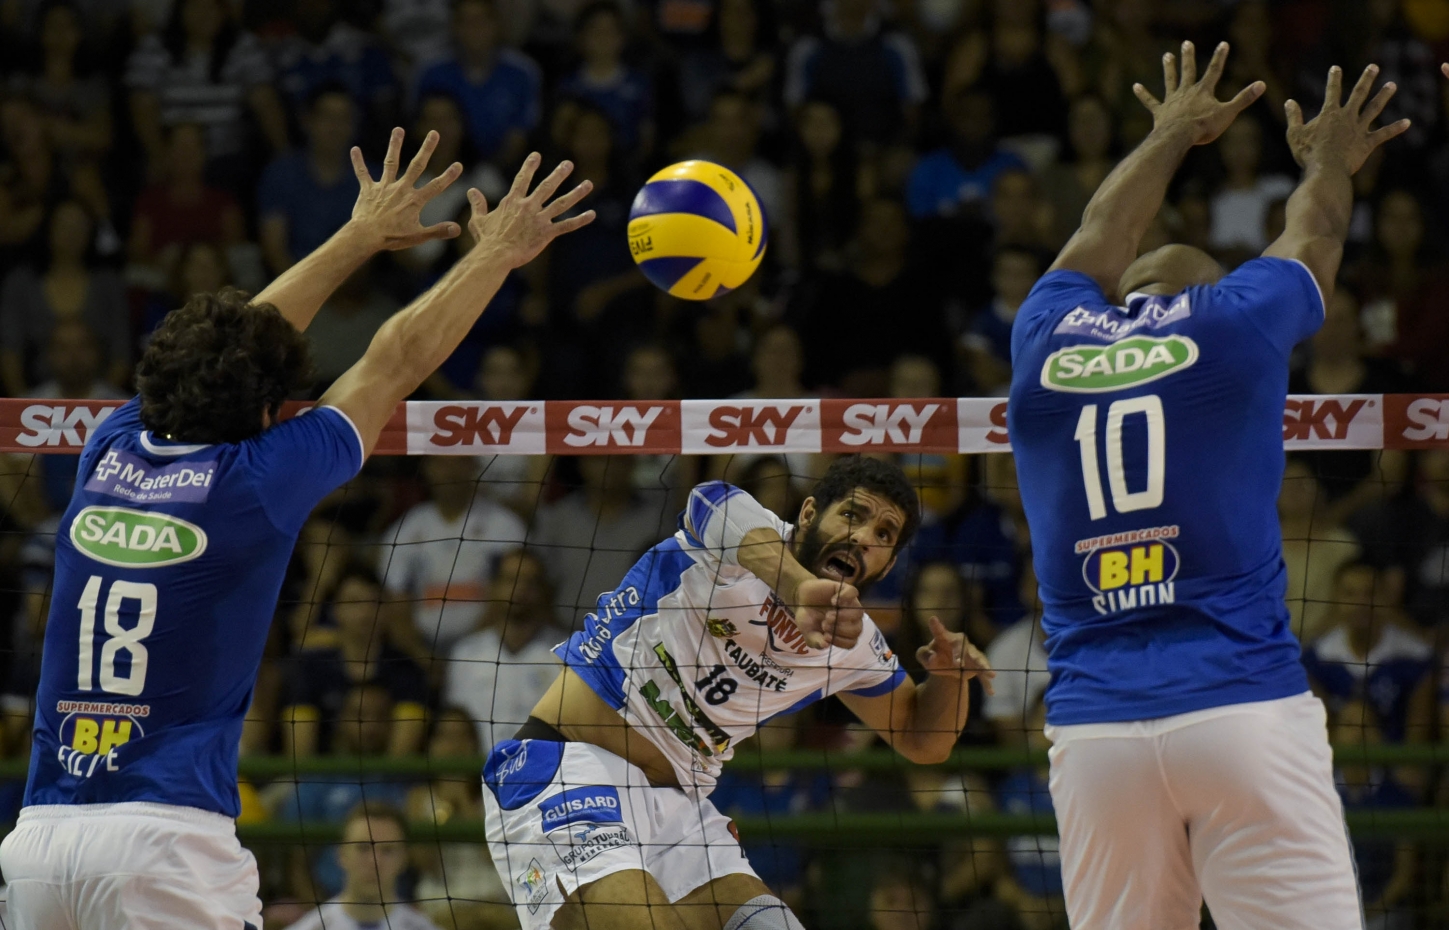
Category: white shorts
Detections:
[
  {"x1": 1046, "y1": 692, "x2": 1362, "y2": 930},
  {"x1": 482, "y1": 738, "x2": 758, "y2": 930},
  {"x1": 0, "y1": 802, "x2": 263, "y2": 930}
]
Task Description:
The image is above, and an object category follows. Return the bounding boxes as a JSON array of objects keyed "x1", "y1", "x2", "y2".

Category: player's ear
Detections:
[{"x1": 797, "y1": 496, "x2": 817, "y2": 527}]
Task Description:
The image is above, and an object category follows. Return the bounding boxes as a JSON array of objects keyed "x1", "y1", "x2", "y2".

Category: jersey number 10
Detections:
[
  {"x1": 76, "y1": 575, "x2": 157, "y2": 696},
  {"x1": 1074, "y1": 394, "x2": 1165, "y2": 520}
]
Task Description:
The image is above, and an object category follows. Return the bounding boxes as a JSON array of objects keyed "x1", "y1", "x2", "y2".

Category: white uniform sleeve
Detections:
[
  {"x1": 828, "y1": 618, "x2": 908, "y2": 699},
  {"x1": 679, "y1": 481, "x2": 791, "y2": 567}
]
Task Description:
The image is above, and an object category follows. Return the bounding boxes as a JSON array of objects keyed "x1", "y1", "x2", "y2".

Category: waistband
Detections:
[
  {"x1": 18, "y1": 801, "x2": 237, "y2": 833},
  {"x1": 1044, "y1": 690, "x2": 1319, "y2": 742},
  {"x1": 514, "y1": 716, "x2": 569, "y2": 743}
]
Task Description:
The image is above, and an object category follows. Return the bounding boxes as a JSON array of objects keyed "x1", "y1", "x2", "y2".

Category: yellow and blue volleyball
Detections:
[{"x1": 627, "y1": 160, "x2": 767, "y2": 300}]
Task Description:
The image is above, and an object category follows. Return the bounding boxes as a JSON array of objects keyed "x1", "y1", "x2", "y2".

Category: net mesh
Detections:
[{"x1": 0, "y1": 408, "x2": 1446, "y2": 930}]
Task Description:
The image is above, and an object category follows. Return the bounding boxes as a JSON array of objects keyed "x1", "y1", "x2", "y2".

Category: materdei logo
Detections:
[
  {"x1": 822, "y1": 400, "x2": 956, "y2": 452},
  {"x1": 1386, "y1": 395, "x2": 1449, "y2": 448},
  {"x1": 409, "y1": 402, "x2": 546, "y2": 455},
  {"x1": 546, "y1": 403, "x2": 681, "y2": 454},
  {"x1": 1282, "y1": 395, "x2": 1380, "y2": 449},
  {"x1": 13, "y1": 404, "x2": 120, "y2": 449},
  {"x1": 681, "y1": 401, "x2": 821, "y2": 454}
]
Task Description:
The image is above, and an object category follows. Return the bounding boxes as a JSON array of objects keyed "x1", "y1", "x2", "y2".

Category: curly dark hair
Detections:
[
  {"x1": 809, "y1": 455, "x2": 922, "y2": 553},
  {"x1": 136, "y1": 288, "x2": 313, "y2": 444}
]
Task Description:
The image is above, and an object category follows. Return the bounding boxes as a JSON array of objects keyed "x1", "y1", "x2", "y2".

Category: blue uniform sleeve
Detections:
[
  {"x1": 1010, "y1": 270, "x2": 1107, "y2": 363},
  {"x1": 679, "y1": 481, "x2": 789, "y2": 566},
  {"x1": 1202, "y1": 257, "x2": 1325, "y2": 357},
  {"x1": 244, "y1": 406, "x2": 364, "y2": 536}
]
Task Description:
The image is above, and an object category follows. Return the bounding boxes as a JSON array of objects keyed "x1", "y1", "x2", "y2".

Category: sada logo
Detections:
[
  {"x1": 1082, "y1": 540, "x2": 1179, "y2": 615},
  {"x1": 1041, "y1": 336, "x2": 1198, "y2": 393},
  {"x1": 70, "y1": 507, "x2": 208, "y2": 568}
]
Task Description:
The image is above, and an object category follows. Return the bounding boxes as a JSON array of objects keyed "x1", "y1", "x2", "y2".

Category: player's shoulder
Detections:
[
  {"x1": 1011, "y1": 269, "x2": 1111, "y2": 353},
  {"x1": 1213, "y1": 256, "x2": 1323, "y2": 304},
  {"x1": 242, "y1": 405, "x2": 364, "y2": 465},
  {"x1": 86, "y1": 395, "x2": 143, "y2": 445}
]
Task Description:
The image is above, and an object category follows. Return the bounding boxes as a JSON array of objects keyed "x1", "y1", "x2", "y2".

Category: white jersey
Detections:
[{"x1": 554, "y1": 482, "x2": 905, "y2": 796}]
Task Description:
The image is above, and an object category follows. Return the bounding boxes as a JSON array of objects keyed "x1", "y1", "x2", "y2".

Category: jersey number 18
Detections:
[
  {"x1": 1074, "y1": 395, "x2": 1165, "y2": 520},
  {"x1": 76, "y1": 575, "x2": 157, "y2": 697}
]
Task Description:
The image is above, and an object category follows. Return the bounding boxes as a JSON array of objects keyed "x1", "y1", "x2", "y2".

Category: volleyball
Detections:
[{"x1": 627, "y1": 160, "x2": 767, "y2": 300}]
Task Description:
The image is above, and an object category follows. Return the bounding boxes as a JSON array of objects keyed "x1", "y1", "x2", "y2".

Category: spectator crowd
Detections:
[{"x1": 4, "y1": 0, "x2": 1449, "y2": 927}]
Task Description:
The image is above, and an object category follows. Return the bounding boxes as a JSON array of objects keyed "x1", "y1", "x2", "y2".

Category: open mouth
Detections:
[{"x1": 821, "y1": 551, "x2": 862, "y2": 584}]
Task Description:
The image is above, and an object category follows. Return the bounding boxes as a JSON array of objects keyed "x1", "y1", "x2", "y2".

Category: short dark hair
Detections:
[
  {"x1": 136, "y1": 289, "x2": 313, "y2": 445},
  {"x1": 809, "y1": 456, "x2": 921, "y2": 552}
]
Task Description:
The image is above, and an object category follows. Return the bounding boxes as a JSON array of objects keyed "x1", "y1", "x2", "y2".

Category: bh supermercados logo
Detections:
[{"x1": 1081, "y1": 537, "x2": 1180, "y2": 616}]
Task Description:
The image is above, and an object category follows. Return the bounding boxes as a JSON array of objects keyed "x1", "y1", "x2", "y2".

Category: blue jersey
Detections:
[
  {"x1": 24, "y1": 398, "x2": 363, "y2": 815},
  {"x1": 1008, "y1": 258, "x2": 1324, "y2": 725}
]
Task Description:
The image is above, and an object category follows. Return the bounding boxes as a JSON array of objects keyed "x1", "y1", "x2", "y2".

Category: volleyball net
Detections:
[{"x1": 1, "y1": 394, "x2": 1447, "y2": 929}]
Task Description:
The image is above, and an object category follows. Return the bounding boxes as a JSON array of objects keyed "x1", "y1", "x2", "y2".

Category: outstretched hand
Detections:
[
  {"x1": 917, "y1": 616, "x2": 994, "y2": 694},
  {"x1": 791, "y1": 577, "x2": 864, "y2": 650},
  {"x1": 1133, "y1": 41, "x2": 1265, "y2": 146},
  {"x1": 1286, "y1": 65, "x2": 1409, "y2": 175},
  {"x1": 349, "y1": 128, "x2": 465, "y2": 251},
  {"x1": 465, "y1": 152, "x2": 596, "y2": 270}
]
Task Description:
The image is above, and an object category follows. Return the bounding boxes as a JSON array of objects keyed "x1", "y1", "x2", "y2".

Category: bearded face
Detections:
[{"x1": 792, "y1": 488, "x2": 905, "y2": 594}]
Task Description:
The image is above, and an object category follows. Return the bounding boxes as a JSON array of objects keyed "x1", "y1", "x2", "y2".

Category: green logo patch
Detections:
[
  {"x1": 70, "y1": 506, "x2": 208, "y2": 568},
  {"x1": 1040, "y1": 336, "x2": 1199, "y2": 393}
]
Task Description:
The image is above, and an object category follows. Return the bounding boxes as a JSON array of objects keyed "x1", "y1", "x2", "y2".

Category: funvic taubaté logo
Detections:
[{"x1": 1041, "y1": 335, "x2": 1199, "y2": 393}]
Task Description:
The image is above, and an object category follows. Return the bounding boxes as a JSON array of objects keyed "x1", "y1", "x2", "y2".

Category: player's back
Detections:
[
  {"x1": 24, "y1": 397, "x2": 361, "y2": 815},
  {"x1": 1008, "y1": 258, "x2": 1324, "y2": 725}
]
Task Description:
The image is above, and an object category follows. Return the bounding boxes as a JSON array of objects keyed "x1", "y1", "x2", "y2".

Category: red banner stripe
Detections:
[{"x1": 2, "y1": 395, "x2": 1441, "y2": 455}]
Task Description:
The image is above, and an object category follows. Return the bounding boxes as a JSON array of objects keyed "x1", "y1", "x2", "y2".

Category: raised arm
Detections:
[
  {"x1": 1052, "y1": 41, "x2": 1264, "y2": 293},
  {"x1": 839, "y1": 616, "x2": 993, "y2": 764},
  {"x1": 319, "y1": 153, "x2": 594, "y2": 456},
  {"x1": 254, "y1": 128, "x2": 466, "y2": 331},
  {"x1": 1264, "y1": 65, "x2": 1409, "y2": 300}
]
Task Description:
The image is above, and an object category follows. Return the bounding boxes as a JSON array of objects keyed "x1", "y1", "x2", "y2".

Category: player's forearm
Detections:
[
  {"x1": 895, "y1": 676, "x2": 971, "y2": 764},
  {"x1": 1282, "y1": 161, "x2": 1353, "y2": 250},
  {"x1": 738, "y1": 527, "x2": 817, "y2": 607},
  {"x1": 1057, "y1": 124, "x2": 1196, "y2": 289},
  {"x1": 253, "y1": 221, "x2": 380, "y2": 331},
  {"x1": 367, "y1": 243, "x2": 511, "y2": 395},
  {"x1": 1263, "y1": 160, "x2": 1352, "y2": 296}
]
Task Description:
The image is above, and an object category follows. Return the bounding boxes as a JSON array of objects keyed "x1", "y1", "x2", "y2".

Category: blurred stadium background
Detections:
[{"x1": 3, "y1": 0, "x2": 1449, "y2": 927}]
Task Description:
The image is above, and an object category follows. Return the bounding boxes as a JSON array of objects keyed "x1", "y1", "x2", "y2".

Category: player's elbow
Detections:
[{"x1": 367, "y1": 313, "x2": 436, "y2": 391}]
